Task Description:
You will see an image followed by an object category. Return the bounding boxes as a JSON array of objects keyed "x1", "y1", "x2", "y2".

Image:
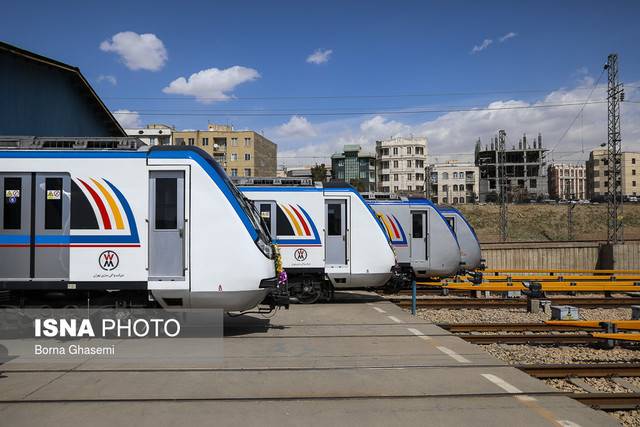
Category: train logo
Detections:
[
  {"x1": 294, "y1": 248, "x2": 308, "y2": 261},
  {"x1": 273, "y1": 203, "x2": 321, "y2": 247},
  {"x1": 99, "y1": 250, "x2": 119, "y2": 271},
  {"x1": 379, "y1": 214, "x2": 408, "y2": 246}
]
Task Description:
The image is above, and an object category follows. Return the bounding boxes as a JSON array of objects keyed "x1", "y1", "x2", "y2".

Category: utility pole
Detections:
[
  {"x1": 605, "y1": 54, "x2": 624, "y2": 244},
  {"x1": 498, "y1": 129, "x2": 508, "y2": 242}
]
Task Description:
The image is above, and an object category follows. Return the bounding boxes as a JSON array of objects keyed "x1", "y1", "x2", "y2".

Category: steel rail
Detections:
[
  {"x1": 458, "y1": 334, "x2": 601, "y2": 345},
  {"x1": 391, "y1": 297, "x2": 640, "y2": 309},
  {"x1": 516, "y1": 364, "x2": 640, "y2": 378}
]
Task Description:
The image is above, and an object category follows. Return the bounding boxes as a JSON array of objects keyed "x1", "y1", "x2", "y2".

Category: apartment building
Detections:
[
  {"x1": 126, "y1": 124, "x2": 174, "y2": 146},
  {"x1": 548, "y1": 163, "x2": 586, "y2": 200},
  {"x1": 375, "y1": 136, "x2": 427, "y2": 194},
  {"x1": 331, "y1": 145, "x2": 376, "y2": 191},
  {"x1": 426, "y1": 161, "x2": 479, "y2": 204},
  {"x1": 173, "y1": 124, "x2": 277, "y2": 177},
  {"x1": 475, "y1": 133, "x2": 548, "y2": 202},
  {"x1": 586, "y1": 149, "x2": 640, "y2": 200}
]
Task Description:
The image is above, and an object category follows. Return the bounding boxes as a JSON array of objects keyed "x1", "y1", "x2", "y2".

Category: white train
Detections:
[
  {"x1": 363, "y1": 194, "x2": 461, "y2": 284},
  {"x1": 438, "y1": 206, "x2": 483, "y2": 271},
  {"x1": 238, "y1": 179, "x2": 397, "y2": 303},
  {"x1": 0, "y1": 137, "x2": 287, "y2": 311}
]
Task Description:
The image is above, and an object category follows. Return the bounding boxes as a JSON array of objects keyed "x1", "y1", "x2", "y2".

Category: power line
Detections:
[
  {"x1": 549, "y1": 69, "x2": 606, "y2": 154},
  {"x1": 103, "y1": 83, "x2": 640, "y2": 102},
  {"x1": 113, "y1": 100, "x2": 607, "y2": 117}
]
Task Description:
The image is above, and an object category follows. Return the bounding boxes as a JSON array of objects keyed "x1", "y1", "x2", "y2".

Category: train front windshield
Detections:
[{"x1": 209, "y1": 160, "x2": 273, "y2": 257}]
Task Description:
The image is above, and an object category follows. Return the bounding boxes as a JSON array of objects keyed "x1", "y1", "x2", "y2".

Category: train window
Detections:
[
  {"x1": 70, "y1": 181, "x2": 99, "y2": 229},
  {"x1": 155, "y1": 178, "x2": 177, "y2": 229},
  {"x1": 446, "y1": 216, "x2": 455, "y2": 230},
  {"x1": 259, "y1": 204, "x2": 272, "y2": 233},
  {"x1": 3, "y1": 177, "x2": 21, "y2": 230},
  {"x1": 44, "y1": 177, "x2": 63, "y2": 230},
  {"x1": 327, "y1": 203, "x2": 341, "y2": 236},
  {"x1": 276, "y1": 205, "x2": 294, "y2": 236},
  {"x1": 412, "y1": 213, "x2": 423, "y2": 238}
]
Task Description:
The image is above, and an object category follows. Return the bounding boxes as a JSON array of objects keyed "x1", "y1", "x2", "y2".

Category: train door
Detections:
[
  {"x1": 0, "y1": 173, "x2": 70, "y2": 281},
  {"x1": 0, "y1": 173, "x2": 32, "y2": 279},
  {"x1": 34, "y1": 174, "x2": 70, "y2": 279},
  {"x1": 325, "y1": 200, "x2": 347, "y2": 266},
  {"x1": 149, "y1": 171, "x2": 185, "y2": 280},
  {"x1": 410, "y1": 210, "x2": 428, "y2": 264}
]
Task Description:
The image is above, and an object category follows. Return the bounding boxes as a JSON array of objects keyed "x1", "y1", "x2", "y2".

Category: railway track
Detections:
[
  {"x1": 517, "y1": 364, "x2": 640, "y2": 378},
  {"x1": 459, "y1": 333, "x2": 601, "y2": 345},
  {"x1": 439, "y1": 322, "x2": 582, "y2": 332},
  {"x1": 571, "y1": 393, "x2": 640, "y2": 410},
  {"x1": 391, "y1": 297, "x2": 640, "y2": 309}
]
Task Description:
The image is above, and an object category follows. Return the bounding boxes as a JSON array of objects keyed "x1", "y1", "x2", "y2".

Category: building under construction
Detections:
[{"x1": 475, "y1": 132, "x2": 548, "y2": 202}]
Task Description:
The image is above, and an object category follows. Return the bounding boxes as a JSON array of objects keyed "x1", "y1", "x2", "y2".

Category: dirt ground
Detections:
[{"x1": 455, "y1": 203, "x2": 640, "y2": 242}]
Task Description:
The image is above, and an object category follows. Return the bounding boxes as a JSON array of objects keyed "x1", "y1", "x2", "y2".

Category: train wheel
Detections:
[{"x1": 295, "y1": 281, "x2": 322, "y2": 304}]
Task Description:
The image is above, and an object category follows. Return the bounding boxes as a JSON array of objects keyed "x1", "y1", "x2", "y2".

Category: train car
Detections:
[
  {"x1": 363, "y1": 193, "x2": 461, "y2": 283},
  {"x1": 438, "y1": 206, "x2": 482, "y2": 271},
  {"x1": 0, "y1": 137, "x2": 287, "y2": 311},
  {"x1": 238, "y1": 178, "x2": 397, "y2": 303}
]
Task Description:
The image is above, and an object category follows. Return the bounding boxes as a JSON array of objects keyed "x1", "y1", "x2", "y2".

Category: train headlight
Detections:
[{"x1": 256, "y1": 239, "x2": 274, "y2": 259}]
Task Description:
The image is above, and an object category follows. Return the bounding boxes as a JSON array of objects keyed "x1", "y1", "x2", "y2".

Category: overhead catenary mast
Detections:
[{"x1": 605, "y1": 54, "x2": 624, "y2": 244}]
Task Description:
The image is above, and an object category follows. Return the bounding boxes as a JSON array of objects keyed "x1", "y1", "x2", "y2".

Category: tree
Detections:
[
  {"x1": 311, "y1": 163, "x2": 327, "y2": 182},
  {"x1": 349, "y1": 179, "x2": 368, "y2": 192}
]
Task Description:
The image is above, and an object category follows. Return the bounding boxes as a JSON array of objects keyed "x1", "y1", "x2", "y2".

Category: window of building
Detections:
[
  {"x1": 407, "y1": 174, "x2": 412, "y2": 181},
  {"x1": 530, "y1": 179, "x2": 537, "y2": 188},
  {"x1": 442, "y1": 197, "x2": 448, "y2": 204},
  {"x1": 416, "y1": 185, "x2": 424, "y2": 191},
  {"x1": 188, "y1": 138, "x2": 195, "y2": 145},
  {"x1": 244, "y1": 138, "x2": 251, "y2": 147},
  {"x1": 442, "y1": 172, "x2": 449, "y2": 180},
  {"x1": 633, "y1": 158, "x2": 637, "y2": 165},
  {"x1": 382, "y1": 161, "x2": 389, "y2": 169},
  {"x1": 407, "y1": 160, "x2": 412, "y2": 168},
  {"x1": 442, "y1": 185, "x2": 448, "y2": 192},
  {"x1": 393, "y1": 160, "x2": 399, "y2": 168},
  {"x1": 416, "y1": 160, "x2": 424, "y2": 168},
  {"x1": 393, "y1": 147, "x2": 398, "y2": 155},
  {"x1": 382, "y1": 174, "x2": 389, "y2": 182},
  {"x1": 634, "y1": 181, "x2": 637, "y2": 187},
  {"x1": 245, "y1": 153, "x2": 251, "y2": 161},
  {"x1": 394, "y1": 174, "x2": 399, "y2": 181},
  {"x1": 460, "y1": 197, "x2": 466, "y2": 203},
  {"x1": 453, "y1": 172, "x2": 458, "y2": 179},
  {"x1": 231, "y1": 137, "x2": 238, "y2": 146},
  {"x1": 489, "y1": 181, "x2": 496, "y2": 189},
  {"x1": 633, "y1": 170, "x2": 637, "y2": 176},
  {"x1": 415, "y1": 147, "x2": 423, "y2": 155},
  {"x1": 231, "y1": 153, "x2": 237, "y2": 161},
  {"x1": 393, "y1": 186, "x2": 399, "y2": 192},
  {"x1": 202, "y1": 137, "x2": 209, "y2": 146},
  {"x1": 231, "y1": 168, "x2": 238, "y2": 177},
  {"x1": 453, "y1": 184, "x2": 458, "y2": 191},
  {"x1": 407, "y1": 185, "x2": 412, "y2": 191},
  {"x1": 244, "y1": 168, "x2": 252, "y2": 177},
  {"x1": 416, "y1": 173, "x2": 424, "y2": 181},
  {"x1": 382, "y1": 148, "x2": 389, "y2": 156},
  {"x1": 407, "y1": 147, "x2": 412, "y2": 155},
  {"x1": 382, "y1": 186, "x2": 390, "y2": 192},
  {"x1": 453, "y1": 197, "x2": 458, "y2": 204}
]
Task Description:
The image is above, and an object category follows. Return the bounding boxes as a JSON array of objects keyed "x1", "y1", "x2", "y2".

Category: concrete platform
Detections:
[{"x1": 0, "y1": 291, "x2": 620, "y2": 426}]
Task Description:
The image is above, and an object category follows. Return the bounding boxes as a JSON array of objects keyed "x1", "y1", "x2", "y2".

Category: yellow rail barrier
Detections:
[
  {"x1": 479, "y1": 275, "x2": 640, "y2": 282},
  {"x1": 592, "y1": 333, "x2": 640, "y2": 342},
  {"x1": 436, "y1": 281, "x2": 640, "y2": 292},
  {"x1": 545, "y1": 320, "x2": 640, "y2": 330},
  {"x1": 483, "y1": 268, "x2": 640, "y2": 275}
]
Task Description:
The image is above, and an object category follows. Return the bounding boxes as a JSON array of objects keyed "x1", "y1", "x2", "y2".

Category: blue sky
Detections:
[{"x1": 2, "y1": 0, "x2": 640, "y2": 165}]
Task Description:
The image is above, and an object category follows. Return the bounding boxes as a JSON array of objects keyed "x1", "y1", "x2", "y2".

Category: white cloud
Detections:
[
  {"x1": 162, "y1": 66, "x2": 260, "y2": 103},
  {"x1": 112, "y1": 109, "x2": 142, "y2": 128},
  {"x1": 267, "y1": 80, "x2": 640, "y2": 167},
  {"x1": 471, "y1": 39, "x2": 493, "y2": 54},
  {"x1": 277, "y1": 116, "x2": 317, "y2": 137},
  {"x1": 499, "y1": 32, "x2": 517, "y2": 42},
  {"x1": 306, "y1": 48, "x2": 333, "y2": 64},
  {"x1": 360, "y1": 115, "x2": 411, "y2": 138},
  {"x1": 97, "y1": 74, "x2": 117, "y2": 85},
  {"x1": 100, "y1": 31, "x2": 168, "y2": 71}
]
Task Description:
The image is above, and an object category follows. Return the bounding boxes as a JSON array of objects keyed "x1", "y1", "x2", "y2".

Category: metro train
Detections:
[
  {"x1": 363, "y1": 194, "x2": 461, "y2": 284},
  {"x1": 438, "y1": 206, "x2": 483, "y2": 271},
  {"x1": 0, "y1": 137, "x2": 287, "y2": 311},
  {"x1": 238, "y1": 179, "x2": 397, "y2": 303}
]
